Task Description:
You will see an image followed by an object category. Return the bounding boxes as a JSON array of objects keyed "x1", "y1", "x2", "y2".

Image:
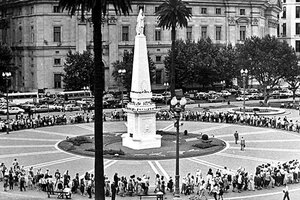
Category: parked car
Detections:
[
  {"x1": 0, "y1": 107, "x2": 25, "y2": 114},
  {"x1": 221, "y1": 90, "x2": 231, "y2": 97},
  {"x1": 19, "y1": 103, "x2": 36, "y2": 112},
  {"x1": 152, "y1": 93, "x2": 164, "y2": 102},
  {"x1": 196, "y1": 92, "x2": 209, "y2": 100},
  {"x1": 236, "y1": 96, "x2": 249, "y2": 101},
  {"x1": 185, "y1": 98, "x2": 196, "y2": 104},
  {"x1": 207, "y1": 96, "x2": 226, "y2": 103},
  {"x1": 64, "y1": 104, "x2": 81, "y2": 111}
]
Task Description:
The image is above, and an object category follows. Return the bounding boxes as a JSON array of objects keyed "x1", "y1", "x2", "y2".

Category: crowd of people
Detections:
[
  {"x1": 0, "y1": 112, "x2": 94, "y2": 133},
  {"x1": 156, "y1": 109, "x2": 300, "y2": 133},
  {"x1": 101, "y1": 158, "x2": 299, "y2": 200},
  {"x1": 0, "y1": 159, "x2": 95, "y2": 198}
]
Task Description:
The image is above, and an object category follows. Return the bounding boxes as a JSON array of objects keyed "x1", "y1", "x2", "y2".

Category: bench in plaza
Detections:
[
  {"x1": 47, "y1": 189, "x2": 72, "y2": 199},
  {"x1": 138, "y1": 192, "x2": 164, "y2": 200}
]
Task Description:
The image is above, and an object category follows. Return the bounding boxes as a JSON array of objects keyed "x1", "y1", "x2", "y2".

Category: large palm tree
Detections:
[
  {"x1": 58, "y1": 1, "x2": 131, "y2": 199},
  {"x1": 155, "y1": 0, "x2": 192, "y2": 98}
]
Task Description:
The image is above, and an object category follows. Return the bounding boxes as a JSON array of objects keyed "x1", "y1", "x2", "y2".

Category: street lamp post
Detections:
[
  {"x1": 170, "y1": 96, "x2": 187, "y2": 199},
  {"x1": 240, "y1": 69, "x2": 248, "y2": 117},
  {"x1": 83, "y1": 86, "x2": 90, "y2": 112},
  {"x1": 118, "y1": 69, "x2": 126, "y2": 108},
  {"x1": 164, "y1": 82, "x2": 169, "y2": 106},
  {"x1": 2, "y1": 72, "x2": 11, "y2": 134}
]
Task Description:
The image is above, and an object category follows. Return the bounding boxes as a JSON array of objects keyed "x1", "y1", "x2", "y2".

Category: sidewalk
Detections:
[{"x1": 2, "y1": 183, "x2": 300, "y2": 200}]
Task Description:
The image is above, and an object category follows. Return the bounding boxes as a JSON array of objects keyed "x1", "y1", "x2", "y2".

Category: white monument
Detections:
[{"x1": 121, "y1": 10, "x2": 162, "y2": 150}]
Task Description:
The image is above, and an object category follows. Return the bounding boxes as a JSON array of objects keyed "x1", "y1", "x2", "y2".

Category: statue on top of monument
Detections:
[{"x1": 136, "y1": 9, "x2": 145, "y2": 35}]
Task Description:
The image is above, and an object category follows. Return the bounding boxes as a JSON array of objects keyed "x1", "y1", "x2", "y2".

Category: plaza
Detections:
[{"x1": 0, "y1": 100, "x2": 300, "y2": 200}]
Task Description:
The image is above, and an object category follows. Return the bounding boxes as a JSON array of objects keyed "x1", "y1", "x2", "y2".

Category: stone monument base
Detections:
[{"x1": 121, "y1": 134, "x2": 162, "y2": 150}]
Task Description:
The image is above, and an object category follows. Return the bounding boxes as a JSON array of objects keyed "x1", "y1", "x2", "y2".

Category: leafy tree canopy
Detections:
[
  {"x1": 164, "y1": 38, "x2": 237, "y2": 90},
  {"x1": 112, "y1": 50, "x2": 156, "y2": 92},
  {"x1": 63, "y1": 50, "x2": 95, "y2": 91},
  {"x1": 236, "y1": 35, "x2": 299, "y2": 102}
]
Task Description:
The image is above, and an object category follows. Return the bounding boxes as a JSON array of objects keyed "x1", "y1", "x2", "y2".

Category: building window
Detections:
[
  {"x1": 216, "y1": 26, "x2": 221, "y2": 40},
  {"x1": 188, "y1": 8, "x2": 192, "y2": 14},
  {"x1": 216, "y1": 8, "x2": 221, "y2": 15},
  {"x1": 30, "y1": 6, "x2": 34, "y2": 14},
  {"x1": 53, "y1": 6, "x2": 61, "y2": 13},
  {"x1": 2, "y1": 29, "x2": 7, "y2": 44},
  {"x1": 54, "y1": 74, "x2": 62, "y2": 88},
  {"x1": 201, "y1": 26, "x2": 207, "y2": 38},
  {"x1": 155, "y1": 7, "x2": 159, "y2": 13},
  {"x1": 296, "y1": 6, "x2": 300, "y2": 18},
  {"x1": 53, "y1": 26, "x2": 61, "y2": 42},
  {"x1": 296, "y1": 41, "x2": 300, "y2": 52},
  {"x1": 240, "y1": 26, "x2": 246, "y2": 41},
  {"x1": 296, "y1": 23, "x2": 300, "y2": 35},
  {"x1": 187, "y1": 26, "x2": 192, "y2": 40},
  {"x1": 54, "y1": 58, "x2": 61, "y2": 66},
  {"x1": 156, "y1": 70, "x2": 162, "y2": 84},
  {"x1": 122, "y1": 26, "x2": 129, "y2": 41},
  {"x1": 297, "y1": 0, "x2": 300, "y2": 3},
  {"x1": 282, "y1": 23, "x2": 286, "y2": 36},
  {"x1": 240, "y1": 9, "x2": 245, "y2": 15},
  {"x1": 282, "y1": 7, "x2": 286, "y2": 18},
  {"x1": 155, "y1": 27, "x2": 161, "y2": 41},
  {"x1": 138, "y1": 5, "x2": 144, "y2": 12},
  {"x1": 30, "y1": 26, "x2": 34, "y2": 43},
  {"x1": 201, "y1": 8, "x2": 207, "y2": 14},
  {"x1": 18, "y1": 26, "x2": 22, "y2": 43},
  {"x1": 156, "y1": 56, "x2": 162, "y2": 62}
]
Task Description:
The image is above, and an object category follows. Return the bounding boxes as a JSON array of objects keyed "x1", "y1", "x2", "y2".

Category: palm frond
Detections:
[
  {"x1": 155, "y1": 0, "x2": 192, "y2": 29},
  {"x1": 59, "y1": 0, "x2": 132, "y2": 16}
]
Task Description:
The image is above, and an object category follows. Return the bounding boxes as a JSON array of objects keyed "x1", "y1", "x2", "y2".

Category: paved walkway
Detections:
[{"x1": 1, "y1": 98, "x2": 300, "y2": 200}]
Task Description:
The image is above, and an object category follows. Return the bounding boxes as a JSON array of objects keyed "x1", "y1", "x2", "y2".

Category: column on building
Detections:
[{"x1": 76, "y1": 20, "x2": 87, "y2": 53}]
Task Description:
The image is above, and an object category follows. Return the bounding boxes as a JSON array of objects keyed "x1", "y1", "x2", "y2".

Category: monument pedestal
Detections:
[{"x1": 122, "y1": 104, "x2": 162, "y2": 150}]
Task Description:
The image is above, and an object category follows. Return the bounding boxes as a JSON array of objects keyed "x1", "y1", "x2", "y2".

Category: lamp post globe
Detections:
[
  {"x1": 240, "y1": 69, "x2": 248, "y2": 116},
  {"x1": 118, "y1": 69, "x2": 126, "y2": 108},
  {"x1": 2, "y1": 71, "x2": 12, "y2": 134}
]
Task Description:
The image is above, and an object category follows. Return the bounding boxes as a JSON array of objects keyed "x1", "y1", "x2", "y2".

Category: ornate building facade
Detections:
[
  {"x1": 278, "y1": 0, "x2": 300, "y2": 57},
  {"x1": 0, "y1": 0, "x2": 281, "y2": 93}
]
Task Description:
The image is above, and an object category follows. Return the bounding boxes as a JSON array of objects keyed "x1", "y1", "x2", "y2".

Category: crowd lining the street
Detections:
[
  {"x1": 0, "y1": 112, "x2": 94, "y2": 132},
  {"x1": 0, "y1": 157, "x2": 296, "y2": 199},
  {"x1": 156, "y1": 109, "x2": 300, "y2": 133}
]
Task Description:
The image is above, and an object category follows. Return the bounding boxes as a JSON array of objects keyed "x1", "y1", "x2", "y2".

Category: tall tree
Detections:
[
  {"x1": 215, "y1": 44, "x2": 238, "y2": 88},
  {"x1": 58, "y1": 1, "x2": 132, "y2": 199},
  {"x1": 111, "y1": 50, "x2": 156, "y2": 92},
  {"x1": 156, "y1": 0, "x2": 192, "y2": 98},
  {"x1": 63, "y1": 50, "x2": 95, "y2": 91},
  {"x1": 284, "y1": 60, "x2": 300, "y2": 103},
  {"x1": 236, "y1": 35, "x2": 298, "y2": 104}
]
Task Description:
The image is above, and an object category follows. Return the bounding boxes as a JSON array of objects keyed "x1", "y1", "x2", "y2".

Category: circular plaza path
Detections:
[{"x1": 1, "y1": 103, "x2": 300, "y2": 199}]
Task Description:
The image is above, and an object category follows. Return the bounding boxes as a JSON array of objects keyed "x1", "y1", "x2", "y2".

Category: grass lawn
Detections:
[{"x1": 58, "y1": 131, "x2": 226, "y2": 160}]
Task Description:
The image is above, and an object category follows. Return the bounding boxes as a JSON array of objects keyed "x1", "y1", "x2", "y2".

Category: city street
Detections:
[{"x1": 1, "y1": 100, "x2": 300, "y2": 199}]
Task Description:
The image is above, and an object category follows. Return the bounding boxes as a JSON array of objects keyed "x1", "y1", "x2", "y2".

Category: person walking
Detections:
[
  {"x1": 283, "y1": 184, "x2": 290, "y2": 200},
  {"x1": 234, "y1": 131, "x2": 239, "y2": 144},
  {"x1": 240, "y1": 137, "x2": 245, "y2": 151},
  {"x1": 111, "y1": 181, "x2": 117, "y2": 200}
]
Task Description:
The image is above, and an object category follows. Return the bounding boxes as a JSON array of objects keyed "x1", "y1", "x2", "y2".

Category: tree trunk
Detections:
[
  {"x1": 170, "y1": 26, "x2": 176, "y2": 98},
  {"x1": 92, "y1": 3, "x2": 104, "y2": 200},
  {"x1": 263, "y1": 87, "x2": 269, "y2": 105},
  {"x1": 292, "y1": 90, "x2": 296, "y2": 104}
]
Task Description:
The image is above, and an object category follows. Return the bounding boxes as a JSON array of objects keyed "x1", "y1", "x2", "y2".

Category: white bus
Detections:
[
  {"x1": 58, "y1": 90, "x2": 93, "y2": 101},
  {"x1": 7, "y1": 92, "x2": 42, "y2": 105}
]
